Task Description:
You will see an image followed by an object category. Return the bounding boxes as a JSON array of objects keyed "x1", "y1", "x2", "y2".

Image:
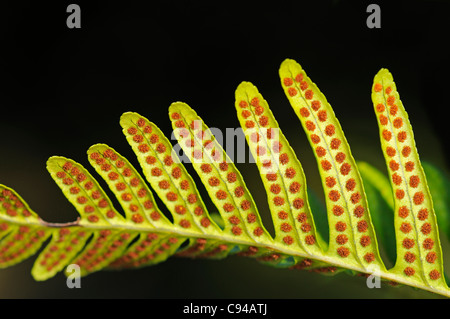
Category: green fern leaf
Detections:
[
  {"x1": 279, "y1": 58, "x2": 385, "y2": 272},
  {"x1": 235, "y1": 81, "x2": 324, "y2": 256},
  {"x1": 371, "y1": 69, "x2": 447, "y2": 290}
]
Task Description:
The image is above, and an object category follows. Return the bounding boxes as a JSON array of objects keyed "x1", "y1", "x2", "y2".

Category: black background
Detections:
[{"x1": 1, "y1": 0, "x2": 449, "y2": 299}]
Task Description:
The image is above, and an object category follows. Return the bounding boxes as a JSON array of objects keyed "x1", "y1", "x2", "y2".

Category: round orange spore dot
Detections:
[
  {"x1": 250, "y1": 97, "x2": 259, "y2": 107},
  {"x1": 305, "y1": 90, "x2": 314, "y2": 100},
  {"x1": 285, "y1": 167, "x2": 296, "y2": 178},
  {"x1": 402, "y1": 146, "x2": 411, "y2": 157},
  {"x1": 385, "y1": 86, "x2": 392, "y2": 94},
  {"x1": 354, "y1": 205, "x2": 365, "y2": 218},
  {"x1": 333, "y1": 205, "x2": 344, "y2": 216},
  {"x1": 300, "y1": 81, "x2": 308, "y2": 91},
  {"x1": 223, "y1": 203, "x2": 234, "y2": 213},
  {"x1": 88, "y1": 215, "x2": 99, "y2": 223},
  {"x1": 382, "y1": 129, "x2": 392, "y2": 141},
  {"x1": 393, "y1": 117, "x2": 403, "y2": 128},
  {"x1": 240, "y1": 200, "x2": 251, "y2": 211},
  {"x1": 305, "y1": 121, "x2": 315, "y2": 132},
  {"x1": 166, "y1": 192, "x2": 178, "y2": 201},
  {"x1": 357, "y1": 220, "x2": 368, "y2": 232},
  {"x1": 402, "y1": 238, "x2": 415, "y2": 249},
  {"x1": 317, "y1": 110, "x2": 327, "y2": 122},
  {"x1": 387, "y1": 96, "x2": 395, "y2": 106},
  {"x1": 421, "y1": 223, "x2": 432, "y2": 235},
  {"x1": 396, "y1": 189, "x2": 405, "y2": 199},
  {"x1": 299, "y1": 107, "x2": 310, "y2": 117},
  {"x1": 346, "y1": 178, "x2": 356, "y2": 191},
  {"x1": 379, "y1": 115, "x2": 388, "y2": 125},
  {"x1": 390, "y1": 104, "x2": 398, "y2": 116},
  {"x1": 196, "y1": 217, "x2": 210, "y2": 228},
  {"x1": 295, "y1": 74, "x2": 303, "y2": 82},
  {"x1": 400, "y1": 222, "x2": 412, "y2": 233},
  {"x1": 404, "y1": 252, "x2": 416, "y2": 263},
  {"x1": 360, "y1": 235, "x2": 371, "y2": 247},
  {"x1": 296, "y1": 212, "x2": 307, "y2": 223},
  {"x1": 171, "y1": 167, "x2": 182, "y2": 179},
  {"x1": 231, "y1": 226, "x2": 242, "y2": 236},
  {"x1": 325, "y1": 176, "x2": 336, "y2": 188},
  {"x1": 413, "y1": 192, "x2": 424, "y2": 205},
  {"x1": 246, "y1": 213, "x2": 256, "y2": 223},
  {"x1": 179, "y1": 219, "x2": 191, "y2": 229},
  {"x1": 127, "y1": 127, "x2": 138, "y2": 135},
  {"x1": 283, "y1": 235, "x2": 294, "y2": 245},
  {"x1": 335, "y1": 221, "x2": 347, "y2": 232},
  {"x1": 304, "y1": 235, "x2": 316, "y2": 245},
  {"x1": 315, "y1": 146, "x2": 326, "y2": 157},
  {"x1": 337, "y1": 247, "x2": 350, "y2": 258},
  {"x1": 153, "y1": 143, "x2": 165, "y2": 154},
  {"x1": 376, "y1": 103, "x2": 385, "y2": 112},
  {"x1": 288, "y1": 87, "x2": 297, "y2": 96},
  {"x1": 239, "y1": 100, "x2": 248, "y2": 108},
  {"x1": 278, "y1": 211, "x2": 288, "y2": 220},
  {"x1": 405, "y1": 161, "x2": 415, "y2": 172},
  {"x1": 321, "y1": 160, "x2": 332, "y2": 171},
  {"x1": 404, "y1": 267, "x2": 415, "y2": 277},
  {"x1": 200, "y1": 164, "x2": 212, "y2": 173},
  {"x1": 336, "y1": 234, "x2": 348, "y2": 245},
  {"x1": 253, "y1": 227, "x2": 264, "y2": 237},
  {"x1": 330, "y1": 138, "x2": 341, "y2": 150},
  {"x1": 397, "y1": 131, "x2": 407, "y2": 143},
  {"x1": 241, "y1": 110, "x2": 251, "y2": 119},
  {"x1": 389, "y1": 160, "x2": 399, "y2": 171},
  {"x1": 158, "y1": 180, "x2": 170, "y2": 190},
  {"x1": 187, "y1": 194, "x2": 198, "y2": 204},
  {"x1": 386, "y1": 147, "x2": 396, "y2": 157},
  {"x1": 423, "y1": 238, "x2": 434, "y2": 250},
  {"x1": 409, "y1": 175, "x2": 420, "y2": 188},
  {"x1": 219, "y1": 161, "x2": 228, "y2": 171},
  {"x1": 283, "y1": 78, "x2": 293, "y2": 86},
  {"x1": 234, "y1": 186, "x2": 244, "y2": 198},
  {"x1": 374, "y1": 83, "x2": 382, "y2": 92},
  {"x1": 340, "y1": 163, "x2": 351, "y2": 176},
  {"x1": 426, "y1": 252, "x2": 437, "y2": 263},
  {"x1": 429, "y1": 270, "x2": 441, "y2": 280},
  {"x1": 335, "y1": 152, "x2": 346, "y2": 163},
  {"x1": 174, "y1": 120, "x2": 185, "y2": 128},
  {"x1": 279, "y1": 153, "x2": 289, "y2": 165},
  {"x1": 364, "y1": 253, "x2": 375, "y2": 263},
  {"x1": 280, "y1": 223, "x2": 292, "y2": 232},
  {"x1": 273, "y1": 196, "x2": 285, "y2": 206},
  {"x1": 270, "y1": 184, "x2": 281, "y2": 194},
  {"x1": 307, "y1": 101, "x2": 320, "y2": 112},
  {"x1": 328, "y1": 190, "x2": 340, "y2": 202},
  {"x1": 131, "y1": 214, "x2": 144, "y2": 223},
  {"x1": 392, "y1": 173, "x2": 402, "y2": 185},
  {"x1": 301, "y1": 223, "x2": 311, "y2": 233},
  {"x1": 293, "y1": 198, "x2": 304, "y2": 209},
  {"x1": 418, "y1": 208, "x2": 429, "y2": 220},
  {"x1": 259, "y1": 116, "x2": 269, "y2": 127}
]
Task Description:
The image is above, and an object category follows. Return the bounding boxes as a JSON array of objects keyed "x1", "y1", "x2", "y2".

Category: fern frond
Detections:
[{"x1": 0, "y1": 59, "x2": 449, "y2": 297}]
